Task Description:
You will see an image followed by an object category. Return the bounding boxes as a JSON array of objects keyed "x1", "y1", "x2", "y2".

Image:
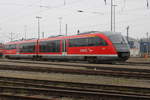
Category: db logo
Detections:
[
  {"x1": 80, "y1": 49, "x2": 93, "y2": 52},
  {"x1": 80, "y1": 49, "x2": 88, "y2": 52},
  {"x1": 88, "y1": 49, "x2": 93, "y2": 52}
]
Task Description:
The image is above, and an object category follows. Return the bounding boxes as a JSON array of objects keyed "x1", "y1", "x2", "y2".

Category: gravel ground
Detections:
[{"x1": 0, "y1": 70, "x2": 150, "y2": 88}]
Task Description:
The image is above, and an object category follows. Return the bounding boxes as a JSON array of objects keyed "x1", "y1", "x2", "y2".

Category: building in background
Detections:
[
  {"x1": 128, "y1": 37, "x2": 140, "y2": 57},
  {"x1": 139, "y1": 38, "x2": 150, "y2": 57}
]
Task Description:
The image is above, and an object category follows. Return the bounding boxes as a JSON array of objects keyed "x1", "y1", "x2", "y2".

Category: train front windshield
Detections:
[{"x1": 108, "y1": 34, "x2": 130, "y2": 52}]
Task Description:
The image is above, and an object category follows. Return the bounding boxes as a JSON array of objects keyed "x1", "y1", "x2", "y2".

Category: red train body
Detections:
[
  {"x1": 3, "y1": 32, "x2": 130, "y2": 63},
  {"x1": 0, "y1": 43, "x2": 4, "y2": 57}
]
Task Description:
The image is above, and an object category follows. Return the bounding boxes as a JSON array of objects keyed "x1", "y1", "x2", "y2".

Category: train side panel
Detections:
[
  {"x1": 67, "y1": 34, "x2": 117, "y2": 55},
  {"x1": 4, "y1": 40, "x2": 38, "y2": 59}
]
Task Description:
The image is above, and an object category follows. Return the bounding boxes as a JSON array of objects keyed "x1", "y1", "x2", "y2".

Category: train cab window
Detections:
[
  {"x1": 69, "y1": 37, "x2": 107, "y2": 47},
  {"x1": 39, "y1": 40, "x2": 60, "y2": 52},
  {"x1": 19, "y1": 42, "x2": 35, "y2": 53}
]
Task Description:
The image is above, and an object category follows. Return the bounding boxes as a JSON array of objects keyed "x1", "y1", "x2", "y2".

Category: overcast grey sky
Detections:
[{"x1": 0, "y1": 0, "x2": 149, "y2": 42}]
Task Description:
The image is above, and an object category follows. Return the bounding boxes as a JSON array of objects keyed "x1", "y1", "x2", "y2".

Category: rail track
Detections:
[
  {"x1": 115, "y1": 61, "x2": 150, "y2": 66},
  {"x1": 0, "y1": 76, "x2": 150, "y2": 100},
  {"x1": 1, "y1": 59, "x2": 150, "y2": 71},
  {"x1": 0, "y1": 60, "x2": 150, "y2": 79},
  {"x1": 0, "y1": 59, "x2": 150, "y2": 99},
  {"x1": 1, "y1": 59, "x2": 150, "y2": 67}
]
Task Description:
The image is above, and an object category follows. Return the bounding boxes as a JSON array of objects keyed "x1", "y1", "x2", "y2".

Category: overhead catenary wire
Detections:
[
  {"x1": 0, "y1": 0, "x2": 149, "y2": 42},
  {"x1": 0, "y1": 0, "x2": 87, "y2": 41},
  {"x1": 0, "y1": 0, "x2": 42, "y2": 23},
  {"x1": 0, "y1": 0, "x2": 148, "y2": 25},
  {"x1": 0, "y1": 0, "x2": 85, "y2": 25}
]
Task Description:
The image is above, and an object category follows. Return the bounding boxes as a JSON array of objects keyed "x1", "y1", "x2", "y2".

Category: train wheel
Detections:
[
  {"x1": 32, "y1": 56, "x2": 37, "y2": 61},
  {"x1": 35, "y1": 56, "x2": 42, "y2": 61},
  {"x1": 87, "y1": 57, "x2": 97, "y2": 63},
  {"x1": 5, "y1": 56, "x2": 10, "y2": 59},
  {"x1": 120, "y1": 57, "x2": 128, "y2": 62}
]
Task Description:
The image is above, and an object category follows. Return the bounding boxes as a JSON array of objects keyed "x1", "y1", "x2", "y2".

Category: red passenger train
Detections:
[{"x1": 3, "y1": 31, "x2": 130, "y2": 63}]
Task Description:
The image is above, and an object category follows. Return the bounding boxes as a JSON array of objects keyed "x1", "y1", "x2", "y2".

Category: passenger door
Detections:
[{"x1": 62, "y1": 40, "x2": 67, "y2": 55}]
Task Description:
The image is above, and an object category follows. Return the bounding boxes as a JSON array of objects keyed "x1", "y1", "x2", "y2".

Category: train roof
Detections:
[
  {"x1": 39, "y1": 33, "x2": 100, "y2": 41},
  {"x1": 96, "y1": 31, "x2": 121, "y2": 36},
  {"x1": 39, "y1": 31, "x2": 121, "y2": 40},
  {"x1": 79, "y1": 31, "x2": 120, "y2": 34},
  {"x1": 4, "y1": 31, "x2": 122, "y2": 44},
  {"x1": 5, "y1": 38, "x2": 37, "y2": 45}
]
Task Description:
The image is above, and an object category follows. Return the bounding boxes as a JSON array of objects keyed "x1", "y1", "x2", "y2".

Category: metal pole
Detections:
[
  {"x1": 65, "y1": 24, "x2": 68, "y2": 36},
  {"x1": 113, "y1": 5, "x2": 117, "y2": 32},
  {"x1": 111, "y1": 0, "x2": 113, "y2": 32},
  {"x1": 126, "y1": 26, "x2": 129, "y2": 43},
  {"x1": 58, "y1": 17, "x2": 62, "y2": 35},
  {"x1": 24, "y1": 25, "x2": 27, "y2": 39},
  {"x1": 114, "y1": 5, "x2": 115, "y2": 32},
  {"x1": 10, "y1": 32, "x2": 13, "y2": 41},
  {"x1": 147, "y1": 32, "x2": 149, "y2": 55},
  {"x1": 77, "y1": 30, "x2": 80, "y2": 34},
  {"x1": 36, "y1": 16, "x2": 42, "y2": 39},
  {"x1": 64, "y1": 0, "x2": 66, "y2": 5},
  {"x1": 42, "y1": 32, "x2": 44, "y2": 38}
]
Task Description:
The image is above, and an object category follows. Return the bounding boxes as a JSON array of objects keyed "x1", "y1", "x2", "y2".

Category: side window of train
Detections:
[
  {"x1": 19, "y1": 43, "x2": 35, "y2": 53},
  {"x1": 4, "y1": 45, "x2": 9, "y2": 50},
  {"x1": 0, "y1": 44, "x2": 4, "y2": 49},
  {"x1": 39, "y1": 41, "x2": 47, "y2": 52},
  {"x1": 101, "y1": 38, "x2": 108, "y2": 46},
  {"x1": 69, "y1": 38, "x2": 88, "y2": 47},
  {"x1": 5, "y1": 44, "x2": 16, "y2": 50},
  {"x1": 11, "y1": 44, "x2": 17, "y2": 49},
  {"x1": 88, "y1": 37, "x2": 107, "y2": 46},
  {"x1": 69, "y1": 37, "x2": 107, "y2": 47},
  {"x1": 40, "y1": 40, "x2": 60, "y2": 52},
  {"x1": 69, "y1": 39, "x2": 77, "y2": 47}
]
